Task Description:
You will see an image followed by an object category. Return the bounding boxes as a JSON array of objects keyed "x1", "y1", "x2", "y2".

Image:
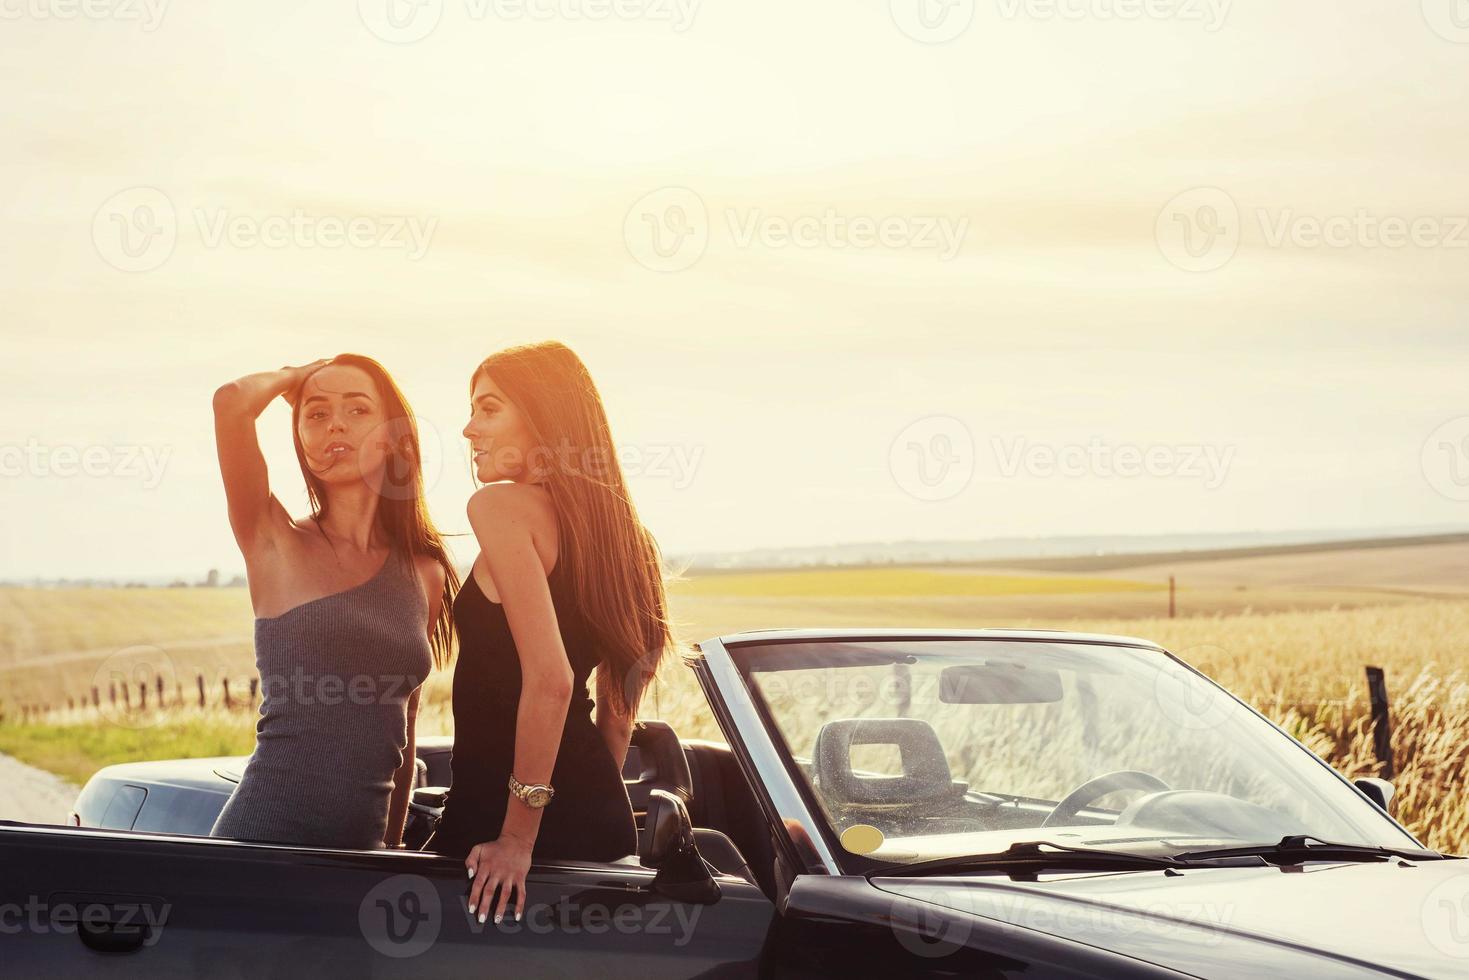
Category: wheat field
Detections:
[{"x1": 0, "y1": 558, "x2": 1465, "y2": 854}]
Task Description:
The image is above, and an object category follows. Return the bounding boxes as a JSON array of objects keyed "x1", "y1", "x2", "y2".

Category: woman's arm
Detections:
[
  {"x1": 463, "y1": 483, "x2": 573, "y2": 925},
  {"x1": 212, "y1": 359, "x2": 328, "y2": 550},
  {"x1": 384, "y1": 560, "x2": 446, "y2": 847},
  {"x1": 383, "y1": 686, "x2": 421, "y2": 848},
  {"x1": 595, "y1": 670, "x2": 634, "y2": 772}
]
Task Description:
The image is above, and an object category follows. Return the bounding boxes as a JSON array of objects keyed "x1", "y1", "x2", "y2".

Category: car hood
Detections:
[{"x1": 875, "y1": 858, "x2": 1469, "y2": 978}]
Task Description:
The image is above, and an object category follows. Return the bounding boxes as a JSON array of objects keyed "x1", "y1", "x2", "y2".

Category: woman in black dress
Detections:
[{"x1": 428, "y1": 341, "x2": 674, "y2": 926}]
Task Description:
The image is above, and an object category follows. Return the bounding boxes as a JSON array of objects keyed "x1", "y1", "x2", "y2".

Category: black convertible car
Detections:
[{"x1": 3, "y1": 628, "x2": 1465, "y2": 977}]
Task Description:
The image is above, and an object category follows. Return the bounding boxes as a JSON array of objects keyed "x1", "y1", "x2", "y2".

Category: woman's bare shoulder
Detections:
[
  {"x1": 466, "y1": 483, "x2": 555, "y2": 534},
  {"x1": 412, "y1": 553, "x2": 448, "y2": 593}
]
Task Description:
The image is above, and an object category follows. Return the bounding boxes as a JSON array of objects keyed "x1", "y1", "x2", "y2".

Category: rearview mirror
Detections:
[
  {"x1": 1354, "y1": 777, "x2": 1395, "y2": 812},
  {"x1": 640, "y1": 789, "x2": 721, "y2": 905},
  {"x1": 940, "y1": 663, "x2": 1063, "y2": 704}
]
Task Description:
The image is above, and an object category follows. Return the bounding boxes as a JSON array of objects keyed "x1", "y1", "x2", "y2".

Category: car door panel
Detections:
[{"x1": 0, "y1": 823, "x2": 772, "y2": 977}]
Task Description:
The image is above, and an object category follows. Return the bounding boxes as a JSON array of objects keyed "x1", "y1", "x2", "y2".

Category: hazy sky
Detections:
[{"x1": 2, "y1": 1, "x2": 1468, "y2": 578}]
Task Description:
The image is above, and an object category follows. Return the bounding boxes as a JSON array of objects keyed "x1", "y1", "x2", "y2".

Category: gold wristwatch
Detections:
[{"x1": 508, "y1": 774, "x2": 555, "y2": 809}]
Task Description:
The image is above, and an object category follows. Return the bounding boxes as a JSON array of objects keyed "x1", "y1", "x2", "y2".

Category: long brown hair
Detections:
[
  {"x1": 474, "y1": 341, "x2": 673, "y2": 717},
  {"x1": 291, "y1": 353, "x2": 459, "y2": 668}
]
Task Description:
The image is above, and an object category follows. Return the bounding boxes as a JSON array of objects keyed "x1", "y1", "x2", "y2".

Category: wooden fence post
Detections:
[
  {"x1": 1366, "y1": 666, "x2": 1394, "y2": 780},
  {"x1": 223, "y1": 678, "x2": 233, "y2": 710},
  {"x1": 197, "y1": 674, "x2": 206, "y2": 708},
  {"x1": 1169, "y1": 575, "x2": 1176, "y2": 619}
]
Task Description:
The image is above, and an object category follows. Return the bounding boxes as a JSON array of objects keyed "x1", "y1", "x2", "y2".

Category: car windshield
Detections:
[{"x1": 732, "y1": 638, "x2": 1420, "y2": 870}]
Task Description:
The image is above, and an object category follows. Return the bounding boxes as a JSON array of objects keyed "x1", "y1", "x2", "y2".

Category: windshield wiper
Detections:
[
  {"x1": 1174, "y1": 835, "x2": 1445, "y2": 865},
  {"x1": 871, "y1": 840, "x2": 1190, "y2": 878}
]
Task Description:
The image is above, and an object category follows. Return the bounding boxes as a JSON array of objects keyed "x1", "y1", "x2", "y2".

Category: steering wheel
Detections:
[{"x1": 1041, "y1": 770, "x2": 1171, "y2": 828}]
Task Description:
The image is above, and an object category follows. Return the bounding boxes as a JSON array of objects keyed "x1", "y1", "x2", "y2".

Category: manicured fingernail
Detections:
[
  {"x1": 478, "y1": 912, "x2": 486, "y2": 924},
  {"x1": 468, "y1": 903, "x2": 475, "y2": 914},
  {"x1": 494, "y1": 912, "x2": 502, "y2": 924},
  {"x1": 467, "y1": 868, "x2": 475, "y2": 878},
  {"x1": 515, "y1": 911, "x2": 522, "y2": 922}
]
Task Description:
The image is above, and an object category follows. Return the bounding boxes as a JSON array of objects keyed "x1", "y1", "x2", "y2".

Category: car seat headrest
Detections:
[{"x1": 812, "y1": 718, "x2": 954, "y2": 808}]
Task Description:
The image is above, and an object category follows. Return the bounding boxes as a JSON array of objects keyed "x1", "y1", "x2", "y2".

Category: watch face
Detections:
[{"x1": 527, "y1": 788, "x2": 552, "y2": 808}]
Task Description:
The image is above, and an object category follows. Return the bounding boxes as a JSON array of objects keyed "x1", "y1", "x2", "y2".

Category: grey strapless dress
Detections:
[{"x1": 210, "y1": 548, "x2": 431, "y2": 849}]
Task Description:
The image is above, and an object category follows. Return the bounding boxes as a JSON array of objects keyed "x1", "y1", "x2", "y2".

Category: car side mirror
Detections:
[
  {"x1": 640, "y1": 789, "x2": 721, "y2": 905},
  {"x1": 1355, "y1": 777, "x2": 1395, "y2": 812}
]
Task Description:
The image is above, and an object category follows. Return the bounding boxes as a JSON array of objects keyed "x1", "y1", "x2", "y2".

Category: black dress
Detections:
[{"x1": 428, "y1": 558, "x2": 637, "y2": 862}]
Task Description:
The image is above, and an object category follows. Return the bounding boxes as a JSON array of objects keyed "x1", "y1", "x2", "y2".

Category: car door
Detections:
[{"x1": 0, "y1": 821, "x2": 773, "y2": 977}]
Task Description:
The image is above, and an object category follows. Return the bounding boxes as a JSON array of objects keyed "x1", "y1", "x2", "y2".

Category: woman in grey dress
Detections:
[{"x1": 209, "y1": 354, "x2": 458, "y2": 849}]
